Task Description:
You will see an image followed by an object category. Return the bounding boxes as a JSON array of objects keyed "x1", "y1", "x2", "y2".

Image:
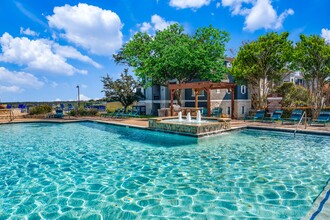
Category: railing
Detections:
[{"x1": 294, "y1": 111, "x2": 307, "y2": 136}]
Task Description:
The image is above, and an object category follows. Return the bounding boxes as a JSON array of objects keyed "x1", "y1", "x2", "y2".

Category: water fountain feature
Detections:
[
  {"x1": 186, "y1": 112, "x2": 191, "y2": 122},
  {"x1": 149, "y1": 110, "x2": 231, "y2": 137},
  {"x1": 178, "y1": 111, "x2": 183, "y2": 121},
  {"x1": 196, "y1": 110, "x2": 201, "y2": 122}
]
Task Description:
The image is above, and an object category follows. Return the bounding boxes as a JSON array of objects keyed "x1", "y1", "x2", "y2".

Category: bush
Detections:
[
  {"x1": 29, "y1": 105, "x2": 53, "y2": 115},
  {"x1": 69, "y1": 107, "x2": 99, "y2": 116}
]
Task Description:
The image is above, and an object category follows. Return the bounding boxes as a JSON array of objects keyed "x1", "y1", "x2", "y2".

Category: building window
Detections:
[
  {"x1": 241, "y1": 85, "x2": 246, "y2": 94},
  {"x1": 241, "y1": 106, "x2": 245, "y2": 114},
  {"x1": 226, "y1": 89, "x2": 231, "y2": 94},
  {"x1": 290, "y1": 77, "x2": 295, "y2": 83},
  {"x1": 227, "y1": 107, "x2": 230, "y2": 115},
  {"x1": 192, "y1": 90, "x2": 204, "y2": 97},
  {"x1": 216, "y1": 89, "x2": 221, "y2": 93}
]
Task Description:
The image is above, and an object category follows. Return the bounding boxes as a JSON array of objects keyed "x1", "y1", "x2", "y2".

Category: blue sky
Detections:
[{"x1": 0, "y1": 0, "x2": 329, "y2": 102}]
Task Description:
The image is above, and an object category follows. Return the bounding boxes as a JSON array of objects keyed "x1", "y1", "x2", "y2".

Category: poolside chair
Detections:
[
  {"x1": 18, "y1": 104, "x2": 27, "y2": 113},
  {"x1": 201, "y1": 107, "x2": 208, "y2": 117},
  {"x1": 68, "y1": 103, "x2": 74, "y2": 111},
  {"x1": 60, "y1": 103, "x2": 65, "y2": 109},
  {"x1": 281, "y1": 109, "x2": 303, "y2": 125},
  {"x1": 6, "y1": 104, "x2": 12, "y2": 109},
  {"x1": 130, "y1": 106, "x2": 141, "y2": 117},
  {"x1": 310, "y1": 111, "x2": 330, "y2": 126},
  {"x1": 211, "y1": 107, "x2": 222, "y2": 117},
  {"x1": 54, "y1": 108, "x2": 64, "y2": 118},
  {"x1": 244, "y1": 110, "x2": 265, "y2": 122},
  {"x1": 262, "y1": 110, "x2": 283, "y2": 123}
]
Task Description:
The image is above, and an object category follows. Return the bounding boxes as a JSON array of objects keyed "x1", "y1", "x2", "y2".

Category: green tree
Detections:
[
  {"x1": 114, "y1": 24, "x2": 229, "y2": 105},
  {"x1": 101, "y1": 69, "x2": 143, "y2": 112},
  {"x1": 294, "y1": 34, "x2": 330, "y2": 116},
  {"x1": 275, "y1": 82, "x2": 310, "y2": 107},
  {"x1": 231, "y1": 32, "x2": 293, "y2": 109}
]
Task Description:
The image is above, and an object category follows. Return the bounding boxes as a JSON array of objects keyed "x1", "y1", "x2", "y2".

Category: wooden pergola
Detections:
[{"x1": 168, "y1": 81, "x2": 236, "y2": 119}]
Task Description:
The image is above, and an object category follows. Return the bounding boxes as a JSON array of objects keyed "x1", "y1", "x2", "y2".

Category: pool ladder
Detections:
[{"x1": 294, "y1": 111, "x2": 307, "y2": 137}]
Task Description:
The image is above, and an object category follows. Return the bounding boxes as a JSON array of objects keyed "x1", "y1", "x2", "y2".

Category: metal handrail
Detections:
[{"x1": 294, "y1": 111, "x2": 307, "y2": 136}]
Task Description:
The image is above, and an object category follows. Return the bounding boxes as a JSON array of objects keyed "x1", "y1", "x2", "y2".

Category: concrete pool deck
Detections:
[{"x1": 0, "y1": 115, "x2": 329, "y2": 219}]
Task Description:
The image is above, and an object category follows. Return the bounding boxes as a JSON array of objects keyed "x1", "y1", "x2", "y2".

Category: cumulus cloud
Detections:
[
  {"x1": 47, "y1": 3, "x2": 123, "y2": 56},
  {"x1": 0, "y1": 33, "x2": 100, "y2": 75},
  {"x1": 222, "y1": 0, "x2": 294, "y2": 32},
  {"x1": 169, "y1": 0, "x2": 211, "y2": 9},
  {"x1": 139, "y1": 15, "x2": 177, "y2": 34},
  {"x1": 53, "y1": 44, "x2": 101, "y2": 68},
  {"x1": 79, "y1": 94, "x2": 91, "y2": 101},
  {"x1": 0, "y1": 67, "x2": 44, "y2": 88},
  {"x1": 20, "y1": 27, "x2": 39, "y2": 36},
  {"x1": 216, "y1": 2, "x2": 221, "y2": 8},
  {"x1": 0, "y1": 85, "x2": 21, "y2": 93},
  {"x1": 321, "y1": 28, "x2": 330, "y2": 43}
]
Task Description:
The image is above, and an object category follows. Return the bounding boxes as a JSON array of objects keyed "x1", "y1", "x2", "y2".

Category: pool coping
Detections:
[{"x1": 303, "y1": 180, "x2": 330, "y2": 220}]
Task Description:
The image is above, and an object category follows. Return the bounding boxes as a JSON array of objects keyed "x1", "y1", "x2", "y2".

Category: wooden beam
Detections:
[
  {"x1": 168, "y1": 81, "x2": 236, "y2": 90},
  {"x1": 170, "y1": 89, "x2": 174, "y2": 116},
  {"x1": 207, "y1": 89, "x2": 211, "y2": 117},
  {"x1": 194, "y1": 89, "x2": 199, "y2": 109}
]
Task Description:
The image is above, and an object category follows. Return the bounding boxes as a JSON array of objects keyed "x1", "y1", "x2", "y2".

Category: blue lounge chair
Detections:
[
  {"x1": 310, "y1": 111, "x2": 330, "y2": 126},
  {"x1": 54, "y1": 109, "x2": 64, "y2": 118},
  {"x1": 201, "y1": 107, "x2": 208, "y2": 117},
  {"x1": 6, "y1": 104, "x2": 12, "y2": 109},
  {"x1": 68, "y1": 103, "x2": 74, "y2": 111},
  {"x1": 244, "y1": 110, "x2": 265, "y2": 121},
  {"x1": 281, "y1": 109, "x2": 303, "y2": 125},
  {"x1": 263, "y1": 110, "x2": 283, "y2": 123},
  {"x1": 18, "y1": 104, "x2": 27, "y2": 113},
  {"x1": 211, "y1": 107, "x2": 222, "y2": 117},
  {"x1": 60, "y1": 103, "x2": 65, "y2": 109}
]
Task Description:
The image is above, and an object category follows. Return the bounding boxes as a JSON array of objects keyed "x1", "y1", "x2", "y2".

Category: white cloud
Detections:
[
  {"x1": 0, "y1": 67, "x2": 44, "y2": 88},
  {"x1": 55, "y1": 98, "x2": 61, "y2": 101},
  {"x1": 0, "y1": 33, "x2": 99, "y2": 75},
  {"x1": 139, "y1": 15, "x2": 177, "y2": 34},
  {"x1": 79, "y1": 94, "x2": 91, "y2": 101},
  {"x1": 222, "y1": 0, "x2": 294, "y2": 32},
  {"x1": 53, "y1": 44, "x2": 101, "y2": 68},
  {"x1": 169, "y1": 0, "x2": 211, "y2": 9},
  {"x1": 51, "y1": 82, "x2": 59, "y2": 88},
  {"x1": 0, "y1": 85, "x2": 21, "y2": 93},
  {"x1": 20, "y1": 27, "x2": 39, "y2": 37},
  {"x1": 216, "y1": 2, "x2": 221, "y2": 8},
  {"x1": 47, "y1": 3, "x2": 123, "y2": 56},
  {"x1": 321, "y1": 28, "x2": 330, "y2": 43}
]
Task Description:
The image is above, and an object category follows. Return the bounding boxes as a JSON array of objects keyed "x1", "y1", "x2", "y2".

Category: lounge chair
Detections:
[
  {"x1": 6, "y1": 104, "x2": 12, "y2": 109},
  {"x1": 211, "y1": 107, "x2": 222, "y2": 117},
  {"x1": 244, "y1": 110, "x2": 265, "y2": 121},
  {"x1": 263, "y1": 110, "x2": 283, "y2": 123},
  {"x1": 68, "y1": 103, "x2": 74, "y2": 111},
  {"x1": 310, "y1": 111, "x2": 330, "y2": 126},
  {"x1": 281, "y1": 109, "x2": 303, "y2": 125},
  {"x1": 201, "y1": 107, "x2": 208, "y2": 117},
  {"x1": 18, "y1": 104, "x2": 27, "y2": 113}
]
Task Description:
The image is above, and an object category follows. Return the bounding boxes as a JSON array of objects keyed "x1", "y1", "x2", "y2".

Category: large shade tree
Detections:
[
  {"x1": 294, "y1": 34, "x2": 330, "y2": 117},
  {"x1": 231, "y1": 32, "x2": 293, "y2": 109},
  {"x1": 113, "y1": 24, "x2": 230, "y2": 105},
  {"x1": 101, "y1": 69, "x2": 143, "y2": 112}
]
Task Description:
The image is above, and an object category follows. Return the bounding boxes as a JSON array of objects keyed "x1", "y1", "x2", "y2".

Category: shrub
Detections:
[
  {"x1": 69, "y1": 107, "x2": 99, "y2": 116},
  {"x1": 29, "y1": 105, "x2": 53, "y2": 115}
]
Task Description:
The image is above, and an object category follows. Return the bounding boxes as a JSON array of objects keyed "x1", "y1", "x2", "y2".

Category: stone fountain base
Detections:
[{"x1": 148, "y1": 116, "x2": 231, "y2": 137}]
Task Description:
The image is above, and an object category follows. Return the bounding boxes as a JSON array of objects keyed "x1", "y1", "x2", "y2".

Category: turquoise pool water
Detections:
[{"x1": 0, "y1": 122, "x2": 329, "y2": 219}]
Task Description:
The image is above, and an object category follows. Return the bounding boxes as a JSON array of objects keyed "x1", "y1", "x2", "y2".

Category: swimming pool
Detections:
[{"x1": 0, "y1": 122, "x2": 329, "y2": 219}]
